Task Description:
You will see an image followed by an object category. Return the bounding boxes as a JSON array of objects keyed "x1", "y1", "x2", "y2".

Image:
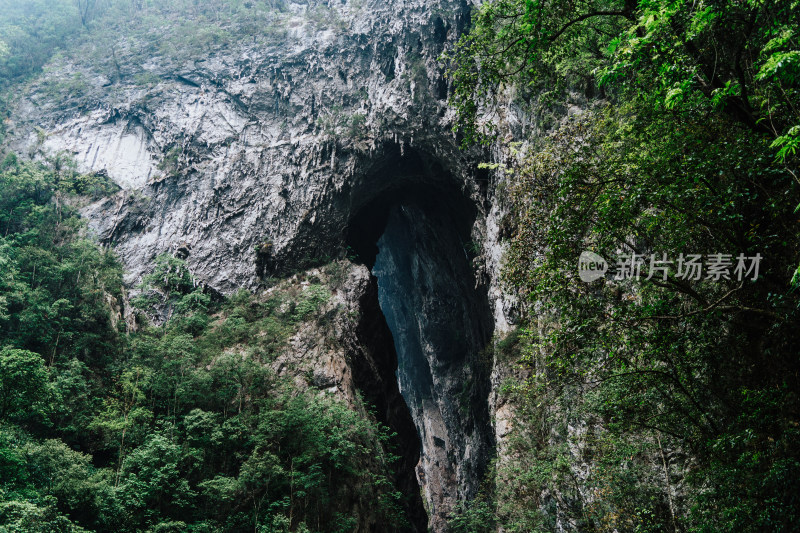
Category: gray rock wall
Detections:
[
  {"x1": 373, "y1": 197, "x2": 495, "y2": 529},
  {"x1": 4, "y1": 1, "x2": 524, "y2": 530}
]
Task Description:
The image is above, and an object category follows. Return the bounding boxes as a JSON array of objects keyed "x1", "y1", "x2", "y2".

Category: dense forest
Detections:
[
  {"x1": 0, "y1": 156, "x2": 408, "y2": 531},
  {"x1": 446, "y1": 0, "x2": 800, "y2": 531},
  {"x1": 1, "y1": 0, "x2": 799, "y2": 532}
]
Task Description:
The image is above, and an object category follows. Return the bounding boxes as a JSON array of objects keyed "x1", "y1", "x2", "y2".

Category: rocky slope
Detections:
[
  {"x1": 261, "y1": 261, "x2": 430, "y2": 531},
  {"x1": 4, "y1": 0, "x2": 521, "y2": 529}
]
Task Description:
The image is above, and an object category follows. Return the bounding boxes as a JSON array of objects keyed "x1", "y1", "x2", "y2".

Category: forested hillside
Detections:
[
  {"x1": 0, "y1": 0, "x2": 799, "y2": 532},
  {"x1": 446, "y1": 0, "x2": 800, "y2": 531},
  {"x1": 0, "y1": 156, "x2": 410, "y2": 531}
]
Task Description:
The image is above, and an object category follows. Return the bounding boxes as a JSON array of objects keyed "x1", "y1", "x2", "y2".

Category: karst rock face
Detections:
[{"x1": 6, "y1": 0, "x2": 521, "y2": 529}]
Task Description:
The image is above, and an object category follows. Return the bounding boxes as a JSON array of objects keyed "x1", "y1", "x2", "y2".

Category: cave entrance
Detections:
[{"x1": 345, "y1": 150, "x2": 495, "y2": 531}]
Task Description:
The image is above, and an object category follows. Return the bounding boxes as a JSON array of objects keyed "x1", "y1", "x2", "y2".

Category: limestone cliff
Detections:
[{"x1": 3, "y1": 0, "x2": 520, "y2": 530}]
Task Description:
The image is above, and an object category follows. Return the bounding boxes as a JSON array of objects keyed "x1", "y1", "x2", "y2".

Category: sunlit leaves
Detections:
[
  {"x1": 444, "y1": 0, "x2": 632, "y2": 145},
  {"x1": 770, "y1": 124, "x2": 800, "y2": 162}
]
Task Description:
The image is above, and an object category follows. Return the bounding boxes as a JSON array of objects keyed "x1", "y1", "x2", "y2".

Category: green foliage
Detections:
[
  {"x1": 347, "y1": 113, "x2": 367, "y2": 139},
  {"x1": 39, "y1": 71, "x2": 90, "y2": 102},
  {"x1": 316, "y1": 106, "x2": 371, "y2": 143},
  {"x1": 0, "y1": 154, "x2": 412, "y2": 532},
  {"x1": 0, "y1": 0, "x2": 84, "y2": 87},
  {"x1": 449, "y1": 483, "x2": 496, "y2": 533},
  {"x1": 292, "y1": 285, "x2": 330, "y2": 321},
  {"x1": 156, "y1": 147, "x2": 181, "y2": 179},
  {"x1": 771, "y1": 124, "x2": 800, "y2": 162},
  {"x1": 494, "y1": 108, "x2": 800, "y2": 531},
  {"x1": 0, "y1": 496, "x2": 90, "y2": 533},
  {"x1": 0, "y1": 0, "x2": 311, "y2": 112},
  {"x1": 448, "y1": 0, "x2": 800, "y2": 530},
  {"x1": 443, "y1": 0, "x2": 633, "y2": 145},
  {"x1": 0, "y1": 349, "x2": 49, "y2": 423},
  {"x1": 30, "y1": 0, "x2": 293, "y2": 92},
  {"x1": 447, "y1": 0, "x2": 800, "y2": 159},
  {"x1": 0, "y1": 157, "x2": 123, "y2": 366}
]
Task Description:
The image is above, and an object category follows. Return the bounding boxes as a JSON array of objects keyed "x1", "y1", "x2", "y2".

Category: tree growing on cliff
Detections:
[
  {"x1": 447, "y1": 0, "x2": 800, "y2": 530},
  {"x1": 0, "y1": 155, "x2": 412, "y2": 532}
]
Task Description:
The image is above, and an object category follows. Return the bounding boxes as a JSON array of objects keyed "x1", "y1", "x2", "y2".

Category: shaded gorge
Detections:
[{"x1": 345, "y1": 150, "x2": 495, "y2": 530}]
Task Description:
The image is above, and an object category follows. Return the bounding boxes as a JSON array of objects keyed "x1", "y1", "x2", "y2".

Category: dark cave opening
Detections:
[{"x1": 344, "y1": 159, "x2": 496, "y2": 530}]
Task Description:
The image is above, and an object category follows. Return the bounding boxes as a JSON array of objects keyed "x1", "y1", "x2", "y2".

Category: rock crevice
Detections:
[{"x1": 368, "y1": 190, "x2": 495, "y2": 530}]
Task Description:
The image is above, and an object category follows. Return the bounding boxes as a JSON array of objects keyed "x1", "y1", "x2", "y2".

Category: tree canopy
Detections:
[
  {"x1": 0, "y1": 157, "x2": 410, "y2": 532},
  {"x1": 446, "y1": 0, "x2": 800, "y2": 531}
]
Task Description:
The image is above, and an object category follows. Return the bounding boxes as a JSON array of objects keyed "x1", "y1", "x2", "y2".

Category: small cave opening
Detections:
[{"x1": 345, "y1": 154, "x2": 496, "y2": 531}]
